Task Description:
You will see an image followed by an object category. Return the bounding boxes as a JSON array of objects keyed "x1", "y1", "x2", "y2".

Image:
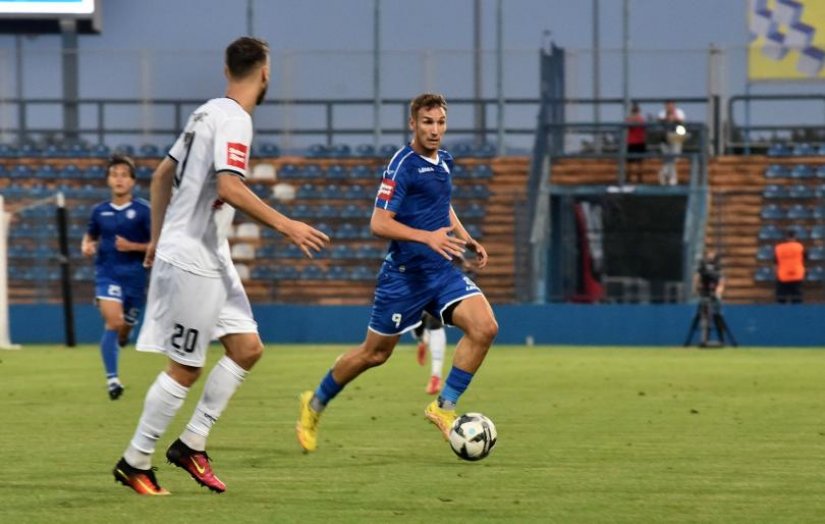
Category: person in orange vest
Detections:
[{"x1": 774, "y1": 229, "x2": 806, "y2": 304}]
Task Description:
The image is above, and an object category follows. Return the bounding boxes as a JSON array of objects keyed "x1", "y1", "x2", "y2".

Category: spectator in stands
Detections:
[
  {"x1": 657, "y1": 99, "x2": 686, "y2": 186},
  {"x1": 112, "y1": 36, "x2": 329, "y2": 496},
  {"x1": 775, "y1": 229, "x2": 806, "y2": 303},
  {"x1": 81, "y1": 154, "x2": 150, "y2": 401},
  {"x1": 625, "y1": 101, "x2": 647, "y2": 183},
  {"x1": 295, "y1": 93, "x2": 498, "y2": 454}
]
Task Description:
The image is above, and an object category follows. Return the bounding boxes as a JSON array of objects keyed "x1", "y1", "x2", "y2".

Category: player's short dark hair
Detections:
[
  {"x1": 410, "y1": 93, "x2": 448, "y2": 120},
  {"x1": 107, "y1": 154, "x2": 136, "y2": 179},
  {"x1": 225, "y1": 37, "x2": 269, "y2": 79}
]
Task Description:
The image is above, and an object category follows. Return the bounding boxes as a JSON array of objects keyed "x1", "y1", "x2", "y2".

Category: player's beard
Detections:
[{"x1": 256, "y1": 82, "x2": 268, "y2": 106}]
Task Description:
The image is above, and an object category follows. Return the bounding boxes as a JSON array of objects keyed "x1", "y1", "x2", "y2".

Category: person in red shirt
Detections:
[
  {"x1": 625, "y1": 101, "x2": 647, "y2": 184},
  {"x1": 775, "y1": 229, "x2": 806, "y2": 303}
]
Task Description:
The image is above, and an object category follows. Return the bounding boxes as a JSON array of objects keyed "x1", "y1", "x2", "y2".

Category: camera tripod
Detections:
[{"x1": 683, "y1": 296, "x2": 737, "y2": 348}]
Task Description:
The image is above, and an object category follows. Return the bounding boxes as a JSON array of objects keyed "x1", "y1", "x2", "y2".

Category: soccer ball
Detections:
[{"x1": 448, "y1": 412, "x2": 497, "y2": 461}]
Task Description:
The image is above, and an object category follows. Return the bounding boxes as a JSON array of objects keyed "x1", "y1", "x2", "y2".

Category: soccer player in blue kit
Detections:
[
  {"x1": 296, "y1": 93, "x2": 499, "y2": 452},
  {"x1": 81, "y1": 155, "x2": 150, "y2": 400}
]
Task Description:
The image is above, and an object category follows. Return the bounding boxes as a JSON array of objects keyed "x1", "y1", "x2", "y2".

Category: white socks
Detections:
[
  {"x1": 124, "y1": 371, "x2": 189, "y2": 469},
  {"x1": 181, "y1": 356, "x2": 248, "y2": 452},
  {"x1": 429, "y1": 328, "x2": 446, "y2": 378}
]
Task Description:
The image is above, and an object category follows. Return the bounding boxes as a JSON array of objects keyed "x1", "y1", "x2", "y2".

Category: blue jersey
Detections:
[
  {"x1": 374, "y1": 145, "x2": 455, "y2": 272},
  {"x1": 86, "y1": 199, "x2": 151, "y2": 286}
]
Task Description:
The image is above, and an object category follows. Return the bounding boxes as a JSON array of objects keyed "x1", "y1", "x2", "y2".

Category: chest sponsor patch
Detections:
[
  {"x1": 227, "y1": 142, "x2": 249, "y2": 170},
  {"x1": 377, "y1": 178, "x2": 396, "y2": 201}
]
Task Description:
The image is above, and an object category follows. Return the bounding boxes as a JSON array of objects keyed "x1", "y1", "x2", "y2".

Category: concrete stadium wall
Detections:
[{"x1": 9, "y1": 304, "x2": 824, "y2": 347}]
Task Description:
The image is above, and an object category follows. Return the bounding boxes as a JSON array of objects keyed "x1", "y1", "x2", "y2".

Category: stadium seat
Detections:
[
  {"x1": 756, "y1": 245, "x2": 774, "y2": 261},
  {"x1": 793, "y1": 143, "x2": 815, "y2": 156},
  {"x1": 316, "y1": 204, "x2": 337, "y2": 219},
  {"x1": 136, "y1": 165, "x2": 153, "y2": 181},
  {"x1": 810, "y1": 225, "x2": 825, "y2": 240},
  {"x1": 113, "y1": 144, "x2": 135, "y2": 156},
  {"x1": 378, "y1": 144, "x2": 398, "y2": 158},
  {"x1": 297, "y1": 183, "x2": 315, "y2": 199},
  {"x1": 35, "y1": 165, "x2": 56, "y2": 180},
  {"x1": 90, "y1": 143, "x2": 111, "y2": 158},
  {"x1": 760, "y1": 204, "x2": 784, "y2": 220},
  {"x1": 251, "y1": 163, "x2": 276, "y2": 180},
  {"x1": 329, "y1": 144, "x2": 351, "y2": 158},
  {"x1": 754, "y1": 266, "x2": 775, "y2": 282},
  {"x1": 471, "y1": 164, "x2": 493, "y2": 179},
  {"x1": 764, "y1": 164, "x2": 788, "y2": 179},
  {"x1": 257, "y1": 142, "x2": 280, "y2": 157},
  {"x1": 235, "y1": 223, "x2": 261, "y2": 240},
  {"x1": 325, "y1": 265, "x2": 349, "y2": 280},
  {"x1": 138, "y1": 144, "x2": 160, "y2": 157},
  {"x1": 473, "y1": 143, "x2": 496, "y2": 158},
  {"x1": 278, "y1": 164, "x2": 300, "y2": 179},
  {"x1": 272, "y1": 182, "x2": 296, "y2": 202},
  {"x1": 790, "y1": 165, "x2": 813, "y2": 179},
  {"x1": 786, "y1": 204, "x2": 811, "y2": 219},
  {"x1": 306, "y1": 144, "x2": 327, "y2": 158},
  {"x1": 235, "y1": 263, "x2": 251, "y2": 281},
  {"x1": 330, "y1": 244, "x2": 354, "y2": 259},
  {"x1": 758, "y1": 224, "x2": 783, "y2": 241},
  {"x1": 319, "y1": 184, "x2": 339, "y2": 199},
  {"x1": 302, "y1": 164, "x2": 323, "y2": 179},
  {"x1": 0, "y1": 143, "x2": 17, "y2": 157},
  {"x1": 327, "y1": 164, "x2": 347, "y2": 180},
  {"x1": 809, "y1": 246, "x2": 825, "y2": 261},
  {"x1": 10, "y1": 165, "x2": 32, "y2": 179},
  {"x1": 273, "y1": 266, "x2": 299, "y2": 280},
  {"x1": 789, "y1": 224, "x2": 809, "y2": 240},
  {"x1": 762, "y1": 184, "x2": 787, "y2": 199},
  {"x1": 767, "y1": 143, "x2": 791, "y2": 157},
  {"x1": 350, "y1": 164, "x2": 372, "y2": 179},
  {"x1": 349, "y1": 265, "x2": 375, "y2": 281},
  {"x1": 84, "y1": 165, "x2": 106, "y2": 180},
  {"x1": 805, "y1": 266, "x2": 824, "y2": 282},
  {"x1": 300, "y1": 265, "x2": 325, "y2": 280},
  {"x1": 354, "y1": 144, "x2": 375, "y2": 157},
  {"x1": 789, "y1": 184, "x2": 815, "y2": 198},
  {"x1": 336, "y1": 223, "x2": 357, "y2": 239},
  {"x1": 230, "y1": 243, "x2": 255, "y2": 260}
]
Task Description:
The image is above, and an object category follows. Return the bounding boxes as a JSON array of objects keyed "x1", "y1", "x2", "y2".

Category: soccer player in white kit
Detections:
[{"x1": 113, "y1": 37, "x2": 329, "y2": 495}]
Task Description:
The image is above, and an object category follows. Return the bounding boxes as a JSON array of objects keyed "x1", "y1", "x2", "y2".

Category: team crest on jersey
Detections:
[
  {"x1": 227, "y1": 142, "x2": 249, "y2": 169},
  {"x1": 377, "y1": 179, "x2": 396, "y2": 201},
  {"x1": 126, "y1": 209, "x2": 136, "y2": 219}
]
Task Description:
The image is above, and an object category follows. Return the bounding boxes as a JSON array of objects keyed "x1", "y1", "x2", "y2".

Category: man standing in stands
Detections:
[
  {"x1": 82, "y1": 154, "x2": 150, "y2": 400},
  {"x1": 775, "y1": 229, "x2": 806, "y2": 303},
  {"x1": 657, "y1": 99, "x2": 686, "y2": 186}
]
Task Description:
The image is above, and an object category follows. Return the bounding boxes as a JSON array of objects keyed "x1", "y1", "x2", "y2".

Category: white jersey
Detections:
[{"x1": 156, "y1": 97, "x2": 252, "y2": 278}]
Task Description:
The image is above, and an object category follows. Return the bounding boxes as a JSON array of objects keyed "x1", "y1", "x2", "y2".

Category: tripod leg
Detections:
[
  {"x1": 718, "y1": 314, "x2": 738, "y2": 347},
  {"x1": 713, "y1": 313, "x2": 725, "y2": 345},
  {"x1": 684, "y1": 311, "x2": 701, "y2": 347}
]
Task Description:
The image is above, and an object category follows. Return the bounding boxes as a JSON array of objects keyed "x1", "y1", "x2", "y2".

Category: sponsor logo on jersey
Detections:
[
  {"x1": 377, "y1": 178, "x2": 396, "y2": 201},
  {"x1": 226, "y1": 142, "x2": 249, "y2": 169},
  {"x1": 101, "y1": 211, "x2": 114, "y2": 216},
  {"x1": 418, "y1": 166, "x2": 435, "y2": 173}
]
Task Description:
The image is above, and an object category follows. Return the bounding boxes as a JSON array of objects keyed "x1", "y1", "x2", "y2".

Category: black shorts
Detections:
[{"x1": 627, "y1": 142, "x2": 647, "y2": 162}]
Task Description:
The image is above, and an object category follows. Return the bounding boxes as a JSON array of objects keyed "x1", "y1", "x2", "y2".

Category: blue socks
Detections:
[
  {"x1": 438, "y1": 366, "x2": 474, "y2": 409},
  {"x1": 100, "y1": 329, "x2": 119, "y2": 380},
  {"x1": 313, "y1": 370, "x2": 343, "y2": 411}
]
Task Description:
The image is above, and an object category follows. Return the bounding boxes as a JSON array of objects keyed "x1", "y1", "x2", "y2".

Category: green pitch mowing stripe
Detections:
[{"x1": 1, "y1": 345, "x2": 825, "y2": 523}]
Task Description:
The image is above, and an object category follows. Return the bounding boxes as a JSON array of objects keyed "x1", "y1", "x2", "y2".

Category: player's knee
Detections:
[
  {"x1": 473, "y1": 318, "x2": 499, "y2": 346},
  {"x1": 106, "y1": 318, "x2": 126, "y2": 332},
  {"x1": 237, "y1": 339, "x2": 264, "y2": 367},
  {"x1": 364, "y1": 349, "x2": 392, "y2": 368}
]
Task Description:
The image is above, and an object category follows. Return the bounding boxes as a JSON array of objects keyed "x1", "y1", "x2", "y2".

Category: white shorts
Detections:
[{"x1": 136, "y1": 258, "x2": 258, "y2": 367}]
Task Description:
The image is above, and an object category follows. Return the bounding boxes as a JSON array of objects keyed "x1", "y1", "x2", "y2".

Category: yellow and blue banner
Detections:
[{"x1": 749, "y1": 0, "x2": 825, "y2": 80}]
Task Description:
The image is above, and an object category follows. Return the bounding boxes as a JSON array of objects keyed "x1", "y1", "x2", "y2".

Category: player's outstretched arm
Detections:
[
  {"x1": 216, "y1": 172, "x2": 329, "y2": 258},
  {"x1": 371, "y1": 207, "x2": 465, "y2": 261},
  {"x1": 449, "y1": 205, "x2": 488, "y2": 269}
]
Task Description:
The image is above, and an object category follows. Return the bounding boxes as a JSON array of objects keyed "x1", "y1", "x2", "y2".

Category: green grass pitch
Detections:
[{"x1": 2, "y1": 344, "x2": 825, "y2": 523}]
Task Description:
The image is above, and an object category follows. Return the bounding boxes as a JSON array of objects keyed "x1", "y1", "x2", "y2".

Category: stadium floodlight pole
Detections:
[
  {"x1": 0, "y1": 195, "x2": 21, "y2": 350},
  {"x1": 373, "y1": 0, "x2": 381, "y2": 150},
  {"x1": 55, "y1": 192, "x2": 76, "y2": 347},
  {"x1": 496, "y1": 0, "x2": 504, "y2": 156},
  {"x1": 592, "y1": 0, "x2": 601, "y2": 153}
]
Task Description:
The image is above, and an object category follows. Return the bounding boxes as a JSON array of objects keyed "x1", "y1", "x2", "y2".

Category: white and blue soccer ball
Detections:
[{"x1": 448, "y1": 412, "x2": 497, "y2": 461}]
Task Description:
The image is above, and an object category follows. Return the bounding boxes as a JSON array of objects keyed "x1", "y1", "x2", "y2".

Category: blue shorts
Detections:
[
  {"x1": 95, "y1": 276, "x2": 146, "y2": 325},
  {"x1": 368, "y1": 262, "x2": 483, "y2": 336}
]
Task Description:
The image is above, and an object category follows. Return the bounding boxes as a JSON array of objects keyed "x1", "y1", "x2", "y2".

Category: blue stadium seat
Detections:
[
  {"x1": 306, "y1": 144, "x2": 327, "y2": 158},
  {"x1": 113, "y1": 144, "x2": 135, "y2": 156},
  {"x1": 473, "y1": 143, "x2": 496, "y2": 158},
  {"x1": 760, "y1": 204, "x2": 785, "y2": 220},
  {"x1": 451, "y1": 143, "x2": 473, "y2": 157},
  {"x1": 138, "y1": 144, "x2": 160, "y2": 157},
  {"x1": 350, "y1": 164, "x2": 372, "y2": 179},
  {"x1": 10, "y1": 165, "x2": 32, "y2": 179},
  {"x1": 274, "y1": 266, "x2": 299, "y2": 280},
  {"x1": 300, "y1": 265, "x2": 325, "y2": 280},
  {"x1": 0, "y1": 143, "x2": 17, "y2": 157},
  {"x1": 278, "y1": 164, "x2": 300, "y2": 179},
  {"x1": 470, "y1": 184, "x2": 491, "y2": 199},
  {"x1": 471, "y1": 164, "x2": 493, "y2": 179},
  {"x1": 788, "y1": 224, "x2": 809, "y2": 240},
  {"x1": 345, "y1": 185, "x2": 368, "y2": 200},
  {"x1": 754, "y1": 266, "x2": 775, "y2": 282},
  {"x1": 84, "y1": 165, "x2": 106, "y2": 180},
  {"x1": 786, "y1": 204, "x2": 811, "y2": 219},
  {"x1": 329, "y1": 144, "x2": 351, "y2": 158},
  {"x1": 378, "y1": 144, "x2": 398, "y2": 158},
  {"x1": 90, "y1": 143, "x2": 111, "y2": 158},
  {"x1": 789, "y1": 184, "x2": 814, "y2": 198},
  {"x1": 349, "y1": 265, "x2": 375, "y2": 281},
  {"x1": 816, "y1": 165, "x2": 825, "y2": 179},
  {"x1": 806, "y1": 266, "x2": 824, "y2": 282},
  {"x1": 319, "y1": 184, "x2": 339, "y2": 200},
  {"x1": 136, "y1": 165, "x2": 153, "y2": 181},
  {"x1": 756, "y1": 245, "x2": 774, "y2": 261},
  {"x1": 336, "y1": 223, "x2": 358, "y2": 239},
  {"x1": 758, "y1": 224, "x2": 783, "y2": 241},
  {"x1": 793, "y1": 143, "x2": 815, "y2": 156},
  {"x1": 356, "y1": 244, "x2": 383, "y2": 260},
  {"x1": 316, "y1": 204, "x2": 337, "y2": 218},
  {"x1": 327, "y1": 164, "x2": 347, "y2": 180},
  {"x1": 354, "y1": 144, "x2": 375, "y2": 157},
  {"x1": 58, "y1": 164, "x2": 81, "y2": 180},
  {"x1": 302, "y1": 164, "x2": 323, "y2": 179},
  {"x1": 762, "y1": 184, "x2": 787, "y2": 199},
  {"x1": 326, "y1": 265, "x2": 349, "y2": 280},
  {"x1": 341, "y1": 203, "x2": 364, "y2": 218},
  {"x1": 809, "y1": 246, "x2": 825, "y2": 261},
  {"x1": 767, "y1": 143, "x2": 791, "y2": 157},
  {"x1": 330, "y1": 244, "x2": 354, "y2": 259},
  {"x1": 297, "y1": 183, "x2": 315, "y2": 199},
  {"x1": 465, "y1": 224, "x2": 483, "y2": 239},
  {"x1": 258, "y1": 142, "x2": 280, "y2": 157},
  {"x1": 790, "y1": 165, "x2": 813, "y2": 179},
  {"x1": 291, "y1": 203, "x2": 311, "y2": 218},
  {"x1": 35, "y1": 165, "x2": 56, "y2": 180},
  {"x1": 811, "y1": 225, "x2": 825, "y2": 240},
  {"x1": 764, "y1": 164, "x2": 788, "y2": 179}
]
